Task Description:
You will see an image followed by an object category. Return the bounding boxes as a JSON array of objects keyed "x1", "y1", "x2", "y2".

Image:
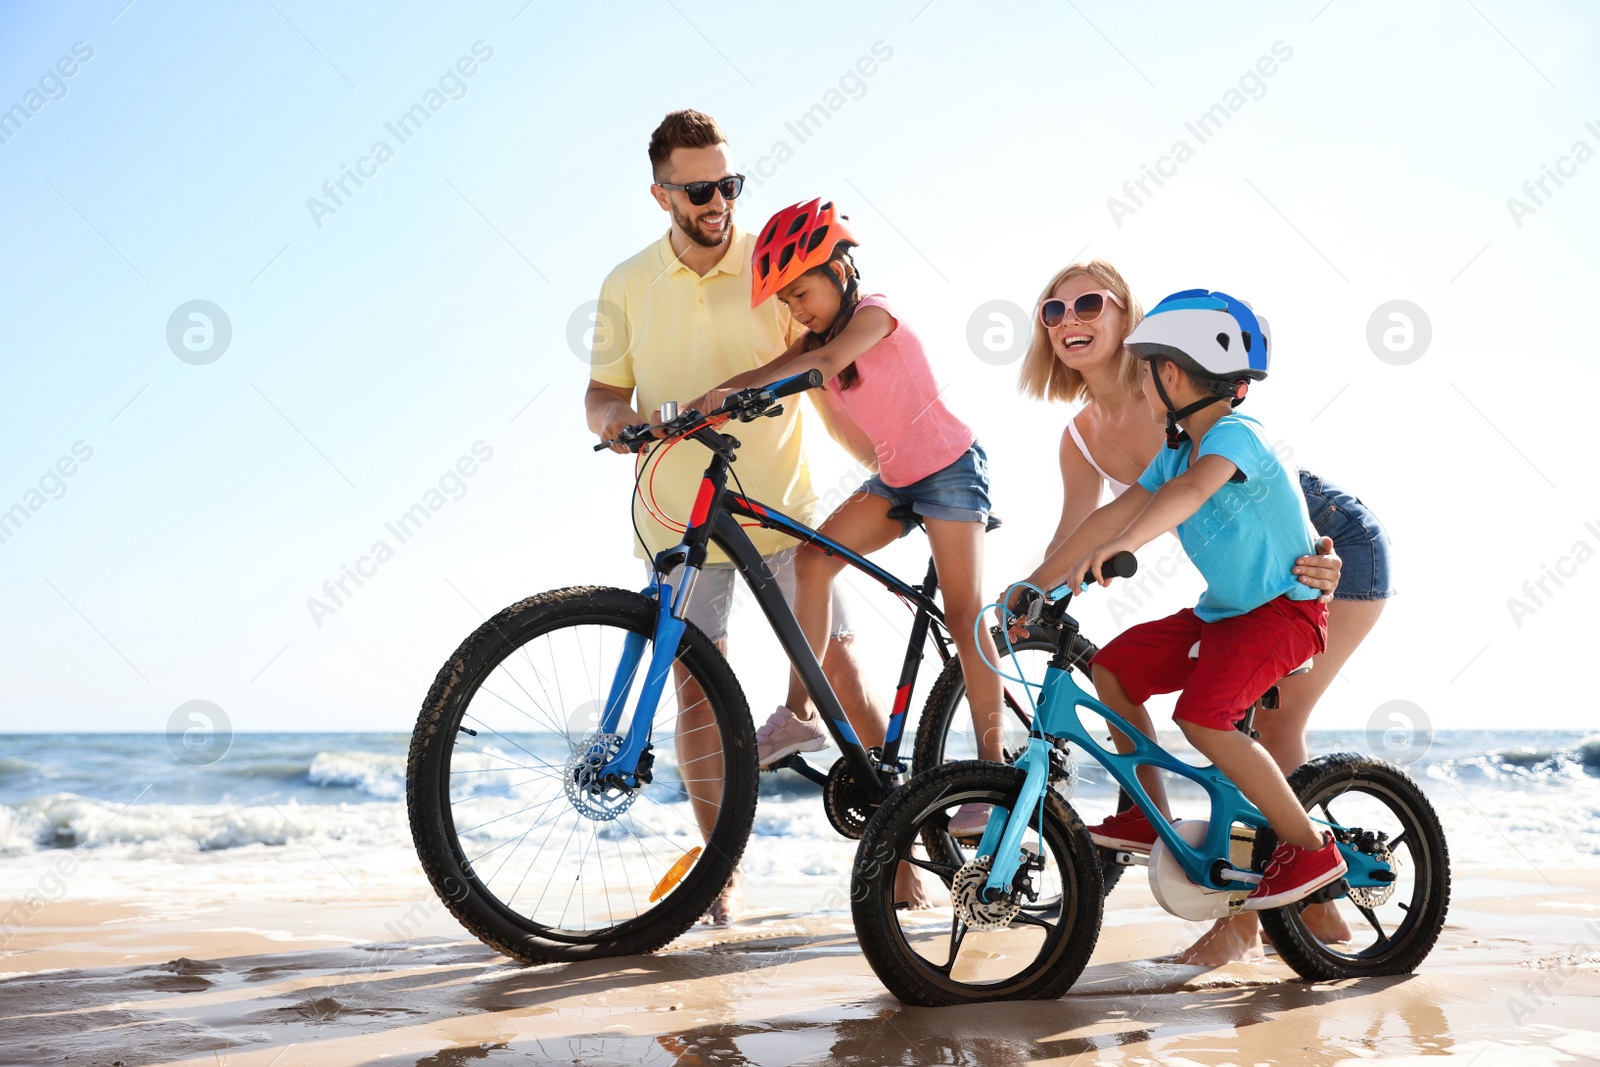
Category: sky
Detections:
[{"x1": 2, "y1": 0, "x2": 1598, "y2": 737}]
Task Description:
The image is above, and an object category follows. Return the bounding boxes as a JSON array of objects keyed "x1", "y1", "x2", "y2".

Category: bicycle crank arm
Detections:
[{"x1": 766, "y1": 753, "x2": 829, "y2": 788}]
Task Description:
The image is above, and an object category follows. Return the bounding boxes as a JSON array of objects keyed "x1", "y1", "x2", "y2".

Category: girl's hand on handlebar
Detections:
[{"x1": 680, "y1": 387, "x2": 737, "y2": 419}]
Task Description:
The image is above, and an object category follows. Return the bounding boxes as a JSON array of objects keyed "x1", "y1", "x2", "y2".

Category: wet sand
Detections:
[{"x1": 5, "y1": 863, "x2": 1600, "y2": 1066}]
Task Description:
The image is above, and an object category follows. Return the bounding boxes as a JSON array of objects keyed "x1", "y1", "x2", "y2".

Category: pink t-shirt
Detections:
[{"x1": 825, "y1": 294, "x2": 975, "y2": 487}]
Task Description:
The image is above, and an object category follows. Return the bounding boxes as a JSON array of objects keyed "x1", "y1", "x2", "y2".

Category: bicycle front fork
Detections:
[
  {"x1": 598, "y1": 579, "x2": 686, "y2": 788},
  {"x1": 976, "y1": 736, "x2": 1055, "y2": 900}
]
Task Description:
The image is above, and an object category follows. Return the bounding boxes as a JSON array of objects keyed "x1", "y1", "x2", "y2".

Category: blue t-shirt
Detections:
[{"x1": 1136, "y1": 413, "x2": 1319, "y2": 622}]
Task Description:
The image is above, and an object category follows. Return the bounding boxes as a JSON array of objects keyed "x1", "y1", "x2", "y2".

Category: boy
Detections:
[{"x1": 1030, "y1": 288, "x2": 1345, "y2": 909}]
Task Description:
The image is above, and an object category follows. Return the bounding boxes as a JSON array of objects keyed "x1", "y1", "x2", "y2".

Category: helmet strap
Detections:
[{"x1": 1149, "y1": 360, "x2": 1239, "y2": 449}]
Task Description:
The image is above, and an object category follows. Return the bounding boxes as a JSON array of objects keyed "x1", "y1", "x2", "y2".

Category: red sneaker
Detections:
[
  {"x1": 1085, "y1": 807, "x2": 1163, "y2": 853},
  {"x1": 1245, "y1": 832, "x2": 1348, "y2": 911}
]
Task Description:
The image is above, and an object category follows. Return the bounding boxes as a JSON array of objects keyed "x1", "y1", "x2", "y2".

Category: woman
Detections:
[{"x1": 1015, "y1": 260, "x2": 1395, "y2": 965}]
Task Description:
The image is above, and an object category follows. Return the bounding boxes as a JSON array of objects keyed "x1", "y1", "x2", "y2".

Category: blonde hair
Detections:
[{"x1": 1018, "y1": 259, "x2": 1145, "y2": 404}]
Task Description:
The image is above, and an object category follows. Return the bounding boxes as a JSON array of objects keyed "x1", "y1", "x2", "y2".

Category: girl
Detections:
[
  {"x1": 687, "y1": 199, "x2": 1003, "y2": 832},
  {"x1": 1011, "y1": 260, "x2": 1395, "y2": 964}
]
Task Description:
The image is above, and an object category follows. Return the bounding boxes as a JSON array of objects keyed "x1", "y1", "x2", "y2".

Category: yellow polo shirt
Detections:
[{"x1": 591, "y1": 227, "x2": 814, "y2": 563}]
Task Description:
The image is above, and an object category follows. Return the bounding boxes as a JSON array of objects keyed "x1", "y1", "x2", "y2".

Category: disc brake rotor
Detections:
[
  {"x1": 564, "y1": 732, "x2": 638, "y2": 821},
  {"x1": 951, "y1": 854, "x2": 1022, "y2": 931},
  {"x1": 1346, "y1": 843, "x2": 1396, "y2": 907}
]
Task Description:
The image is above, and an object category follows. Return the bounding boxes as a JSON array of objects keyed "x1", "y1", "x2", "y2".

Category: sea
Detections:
[{"x1": 2, "y1": 731, "x2": 1597, "y2": 909}]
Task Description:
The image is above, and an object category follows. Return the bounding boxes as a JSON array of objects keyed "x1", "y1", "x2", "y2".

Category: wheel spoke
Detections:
[
  {"x1": 903, "y1": 854, "x2": 962, "y2": 882},
  {"x1": 1009, "y1": 908, "x2": 1056, "y2": 932},
  {"x1": 936, "y1": 912, "x2": 970, "y2": 975},
  {"x1": 1355, "y1": 904, "x2": 1390, "y2": 946}
]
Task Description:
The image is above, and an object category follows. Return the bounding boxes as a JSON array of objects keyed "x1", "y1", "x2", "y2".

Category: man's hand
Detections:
[
  {"x1": 1294, "y1": 535, "x2": 1343, "y2": 604},
  {"x1": 598, "y1": 410, "x2": 647, "y2": 453},
  {"x1": 586, "y1": 380, "x2": 645, "y2": 454}
]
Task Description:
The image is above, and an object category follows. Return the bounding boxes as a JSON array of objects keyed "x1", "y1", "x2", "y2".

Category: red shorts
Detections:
[{"x1": 1090, "y1": 596, "x2": 1329, "y2": 731}]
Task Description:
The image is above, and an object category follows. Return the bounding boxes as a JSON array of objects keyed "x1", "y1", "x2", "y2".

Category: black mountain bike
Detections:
[{"x1": 405, "y1": 370, "x2": 1032, "y2": 963}]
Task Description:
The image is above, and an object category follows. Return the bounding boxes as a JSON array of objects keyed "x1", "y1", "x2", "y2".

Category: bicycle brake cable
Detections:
[{"x1": 974, "y1": 581, "x2": 1050, "y2": 706}]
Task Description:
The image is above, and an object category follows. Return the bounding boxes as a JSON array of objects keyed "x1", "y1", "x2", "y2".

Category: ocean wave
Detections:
[
  {"x1": 0, "y1": 757, "x2": 36, "y2": 777},
  {"x1": 305, "y1": 751, "x2": 407, "y2": 799},
  {"x1": 1427, "y1": 736, "x2": 1600, "y2": 784},
  {"x1": 0, "y1": 792, "x2": 407, "y2": 853}
]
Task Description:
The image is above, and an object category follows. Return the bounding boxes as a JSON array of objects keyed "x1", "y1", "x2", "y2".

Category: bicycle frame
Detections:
[
  {"x1": 973, "y1": 621, "x2": 1397, "y2": 901},
  {"x1": 597, "y1": 424, "x2": 954, "y2": 799}
]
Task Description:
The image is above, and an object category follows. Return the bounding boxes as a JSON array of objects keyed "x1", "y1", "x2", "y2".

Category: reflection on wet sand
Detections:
[{"x1": 7, "y1": 871, "x2": 1600, "y2": 1066}]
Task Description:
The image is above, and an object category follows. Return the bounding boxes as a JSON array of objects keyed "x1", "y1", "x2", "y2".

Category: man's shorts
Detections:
[
  {"x1": 647, "y1": 545, "x2": 853, "y2": 646},
  {"x1": 1090, "y1": 595, "x2": 1328, "y2": 730}
]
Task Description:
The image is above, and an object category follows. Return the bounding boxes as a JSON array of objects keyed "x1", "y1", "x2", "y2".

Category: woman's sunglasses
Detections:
[
  {"x1": 656, "y1": 174, "x2": 746, "y2": 206},
  {"x1": 1039, "y1": 290, "x2": 1124, "y2": 328}
]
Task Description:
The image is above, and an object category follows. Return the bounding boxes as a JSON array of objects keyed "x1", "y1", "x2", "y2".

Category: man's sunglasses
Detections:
[
  {"x1": 1039, "y1": 290, "x2": 1125, "y2": 328},
  {"x1": 656, "y1": 174, "x2": 746, "y2": 206}
]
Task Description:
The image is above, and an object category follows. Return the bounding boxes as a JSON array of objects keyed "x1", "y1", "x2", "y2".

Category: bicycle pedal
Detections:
[{"x1": 1304, "y1": 878, "x2": 1349, "y2": 906}]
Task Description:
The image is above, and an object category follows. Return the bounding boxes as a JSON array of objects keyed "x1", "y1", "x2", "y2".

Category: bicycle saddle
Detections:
[
  {"x1": 1187, "y1": 640, "x2": 1313, "y2": 676},
  {"x1": 886, "y1": 502, "x2": 1003, "y2": 533}
]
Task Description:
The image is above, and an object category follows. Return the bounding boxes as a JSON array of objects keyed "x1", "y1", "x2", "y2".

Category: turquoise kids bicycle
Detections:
[{"x1": 850, "y1": 555, "x2": 1450, "y2": 1005}]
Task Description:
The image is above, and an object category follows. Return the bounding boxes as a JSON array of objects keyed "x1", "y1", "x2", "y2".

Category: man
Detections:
[{"x1": 584, "y1": 110, "x2": 886, "y2": 924}]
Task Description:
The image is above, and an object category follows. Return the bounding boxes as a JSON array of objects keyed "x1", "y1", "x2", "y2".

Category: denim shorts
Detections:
[
  {"x1": 1300, "y1": 469, "x2": 1395, "y2": 601},
  {"x1": 861, "y1": 441, "x2": 991, "y2": 537}
]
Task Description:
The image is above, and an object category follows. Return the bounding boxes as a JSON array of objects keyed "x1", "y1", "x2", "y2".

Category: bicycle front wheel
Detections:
[
  {"x1": 406, "y1": 586, "x2": 756, "y2": 963},
  {"x1": 851, "y1": 761, "x2": 1103, "y2": 1005},
  {"x1": 912, "y1": 633, "x2": 1131, "y2": 896}
]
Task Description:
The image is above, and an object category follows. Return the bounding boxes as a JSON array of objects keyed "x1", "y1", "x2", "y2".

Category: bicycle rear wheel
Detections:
[
  {"x1": 406, "y1": 586, "x2": 756, "y2": 963},
  {"x1": 851, "y1": 761, "x2": 1103, "y2": 1005},
  {"x1": 1256, "y1": 752, "x2": 1450, "y2": 979}
]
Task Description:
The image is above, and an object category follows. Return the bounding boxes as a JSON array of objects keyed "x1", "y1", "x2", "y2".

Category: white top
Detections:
[{"x1": 1067, "y1": 417, "x2": 1132, "y2": 498}]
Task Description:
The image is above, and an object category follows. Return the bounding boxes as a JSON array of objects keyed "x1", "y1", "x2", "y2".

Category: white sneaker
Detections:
[{"x1": 756, "y1": 705, "x2": 829, "y2": 766}]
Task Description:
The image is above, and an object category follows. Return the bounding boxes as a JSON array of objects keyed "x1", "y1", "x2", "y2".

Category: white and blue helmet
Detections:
[
  {"x1": 1126, "y1": 289, "x2": 1272, "y2": 447},
  {"x1": 1125, "y1": 289, "x2": 1271, "y2": 382}
]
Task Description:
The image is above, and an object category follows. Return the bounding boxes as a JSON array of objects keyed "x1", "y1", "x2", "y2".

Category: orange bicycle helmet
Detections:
[{"x1": 750, "y1": 198, "x2": 858, "y2": 308}]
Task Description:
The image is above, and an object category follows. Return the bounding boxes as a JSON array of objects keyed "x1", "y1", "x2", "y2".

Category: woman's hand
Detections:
[
  {"x1": 999, "y1": 583, "x2": 1036, "y2": 641},
  {"x1": 1294, "y1": 536, "x2": 1343, "y2": 604}
]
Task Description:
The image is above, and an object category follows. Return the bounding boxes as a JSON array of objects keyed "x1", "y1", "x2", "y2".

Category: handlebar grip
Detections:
[
  {"x1": 769, "y1": 368, "x2": 823, "y2": 399},
  {"x1": 1094, "y1": 551, "x2": 1139, "y2": 583}
]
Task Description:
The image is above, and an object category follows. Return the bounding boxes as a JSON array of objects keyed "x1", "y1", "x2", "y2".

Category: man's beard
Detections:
[{"x1": 672, "y1": 203, "x2": 731, "y2": 249}]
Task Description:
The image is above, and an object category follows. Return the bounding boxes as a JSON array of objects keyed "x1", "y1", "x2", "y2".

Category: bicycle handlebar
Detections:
[
  {"x1": 768, "y1": 368, "x2": 824, "y2": 399},
  {"x1": 592, "y1": 368, "x2": 825, "y2": 453},
  {"x1": 1012, "y1": 551, "x2": 1140, "y2": 628}
]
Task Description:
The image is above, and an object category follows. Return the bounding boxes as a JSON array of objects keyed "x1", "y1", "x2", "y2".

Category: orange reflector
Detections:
[{"x1": 649, "y1": 846, "x2": 702, "y2": 903}]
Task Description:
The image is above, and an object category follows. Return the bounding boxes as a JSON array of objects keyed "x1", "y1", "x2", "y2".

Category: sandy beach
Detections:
[{"x1": 6, "y1": 849, "x2": 1600, "y2": 1067}]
